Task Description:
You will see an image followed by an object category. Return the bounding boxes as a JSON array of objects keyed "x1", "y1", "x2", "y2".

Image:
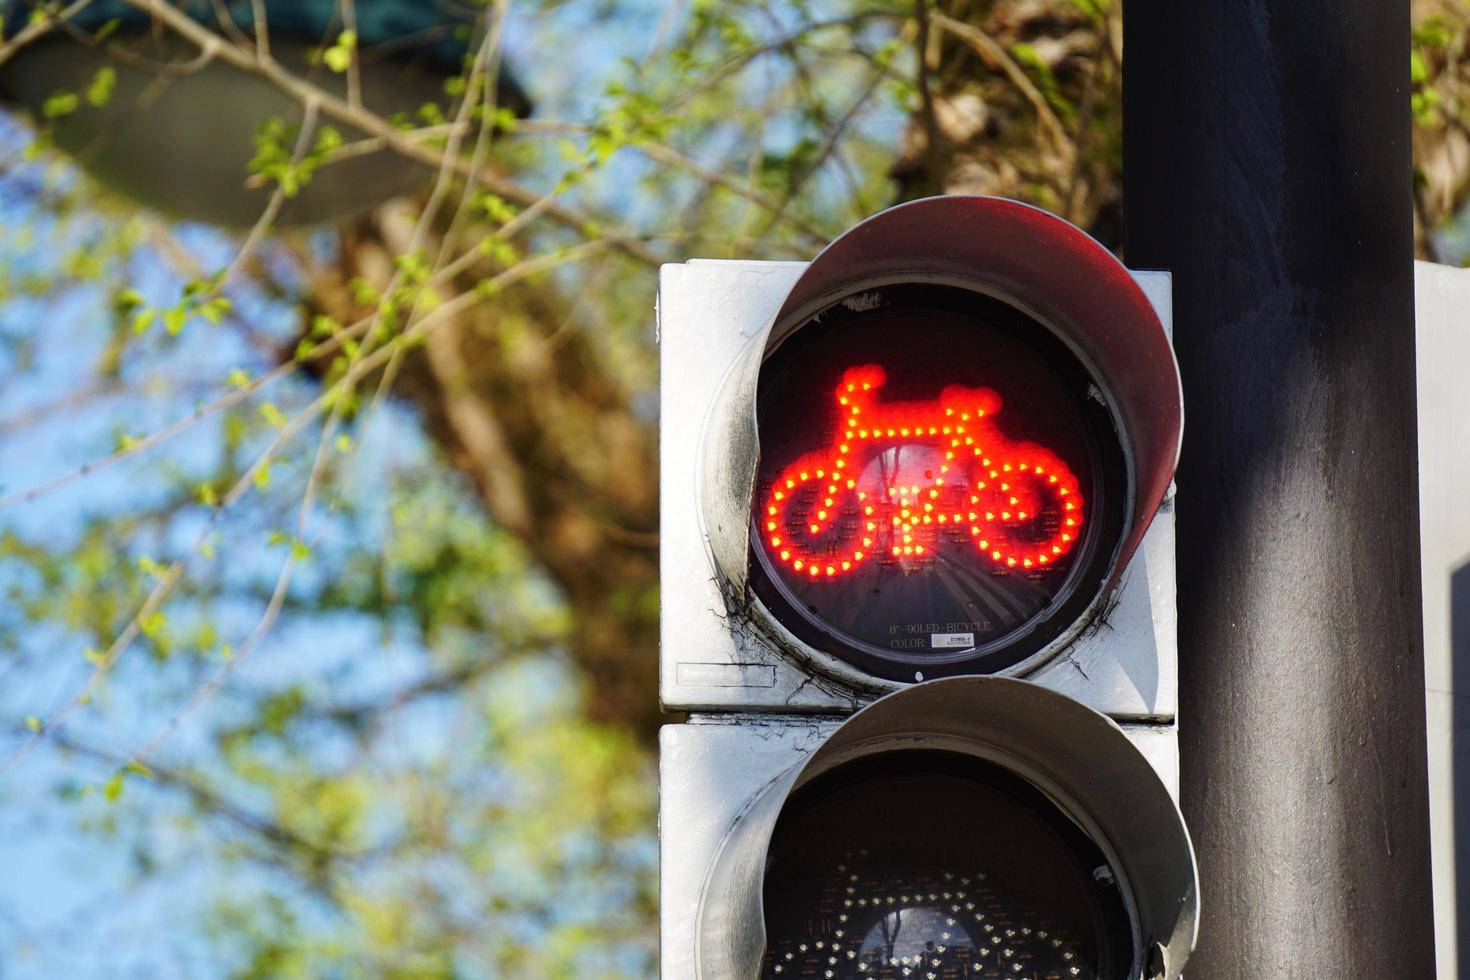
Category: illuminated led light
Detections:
[{"x1": 760, "y1": 364, "x2": 1085, "y2": 580}]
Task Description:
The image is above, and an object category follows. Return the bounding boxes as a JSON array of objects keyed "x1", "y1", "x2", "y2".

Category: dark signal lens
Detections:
[
  {"x1": 760, "y1": 752, "x2": 1134, "y2": 980},
  {"x1": 750, "y1": 285, "x2": 1126, "y2": 679}
]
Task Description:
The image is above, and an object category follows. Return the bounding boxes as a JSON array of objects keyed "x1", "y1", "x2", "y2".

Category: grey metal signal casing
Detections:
[
  {"x1": 660, "y1": 696, "x2": 1189, "y2": 980},
  {"x1": 658, "y1": 259, "x2": 1178, "y2": 721},
  {"x1": 657, "y1": 198, "x2": 1192, "y2": 979}
]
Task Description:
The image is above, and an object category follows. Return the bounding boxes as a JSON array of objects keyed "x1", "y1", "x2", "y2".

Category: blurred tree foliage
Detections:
[{"x1": 0, "y1": 1, "x2": 1464, "y2": 976}]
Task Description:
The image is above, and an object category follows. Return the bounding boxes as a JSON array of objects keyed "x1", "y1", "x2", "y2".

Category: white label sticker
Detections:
[{"x1": 931, "y1": 632, "x2": 975, "y2": 650}]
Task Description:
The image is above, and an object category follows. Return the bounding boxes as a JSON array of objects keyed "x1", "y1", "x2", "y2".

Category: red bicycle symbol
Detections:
[{"x1": 761, "y1": 365, "x2": 1085, "y2": 580}]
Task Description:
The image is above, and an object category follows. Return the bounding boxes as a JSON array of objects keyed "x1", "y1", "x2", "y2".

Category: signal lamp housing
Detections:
[
  {"x1": 700, "y1": 197, "x2": 1182, "y2": 685},
  {"x1": 696, "y1": 677, "x2": 1198, "y2": 980}
]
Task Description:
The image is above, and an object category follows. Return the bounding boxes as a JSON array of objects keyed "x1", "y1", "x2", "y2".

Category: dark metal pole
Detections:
[{"x1": 1123, "y1": 1, "x2": 1436, "y2": 976}]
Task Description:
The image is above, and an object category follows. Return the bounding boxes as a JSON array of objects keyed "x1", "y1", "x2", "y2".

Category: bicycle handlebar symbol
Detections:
[{"x1": 761, "y1": 365, "x2": 1085, "y2": 581}]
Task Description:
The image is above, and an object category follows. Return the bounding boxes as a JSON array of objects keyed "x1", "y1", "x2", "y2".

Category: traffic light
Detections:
[{"x1": 659, "y1": 196, "x2": 1197, "y2": 979}]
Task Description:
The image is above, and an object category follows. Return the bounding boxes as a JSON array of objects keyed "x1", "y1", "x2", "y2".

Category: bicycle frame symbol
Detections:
[{"x1": 761, "y1": 364, "x2": 1085, "y2": 580}]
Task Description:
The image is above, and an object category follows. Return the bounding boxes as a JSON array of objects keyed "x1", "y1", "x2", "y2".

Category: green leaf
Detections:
[
  {"x1": 123, "y1": 760, "x2": 153, "y2": 780},
  {"x1": 163, "y1": 306, "x2": 187, "y2": 336},
  {"x1": 1411, "y1": 50, "x2": 1429, "y2": 85},
  {"x1": 102, "y1": 772, "x2": 124, "y2": 803},
  {"x1": 42, "y1": 91, "x2": 79, "y2": 118},
  {"x1": 115, "y1": 288, "x2": 145, "y2": 314},
  {"x1": 323, "y1": 30, "x2": 356, "y2": 72},
  {"x1": 227, "y1": 368, "x2": 252, "y2": 390},
  {"x1": 24, "y1": 715, "x2": 41, "y2": 733},
  {"x1": 259, "y1": 402, "x2": 287, "y2": 429},
  {"x1": 199, "y1": 297, "x2": 232, "y2": 325},
  {"x1": 85, "y1": 66, "x2": 116, "y2": 108}
]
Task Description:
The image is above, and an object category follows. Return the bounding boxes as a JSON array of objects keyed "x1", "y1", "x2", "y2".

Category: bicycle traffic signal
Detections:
[{"x1": 659, "y1": 196, "x2": 1196, "y2": 979}]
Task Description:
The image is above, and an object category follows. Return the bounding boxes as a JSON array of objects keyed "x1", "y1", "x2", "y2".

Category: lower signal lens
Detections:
[{"x1": 760, "y1": 752, "x2": 1133, "y2": 980}]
